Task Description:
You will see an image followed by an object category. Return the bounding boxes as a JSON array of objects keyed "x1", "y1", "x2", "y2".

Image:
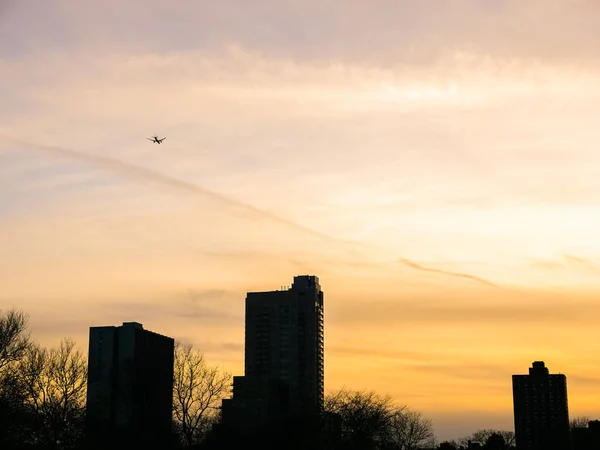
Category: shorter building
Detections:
[
  {"x1": 220, "y1": 375, "x2": 274, "y2": 437},
  {"x1": 512, "y1": 361, "x2": 570, "y2": 450},
  {"x1": 86, "y1": 321, "x2": 174, "y2": 449},
  {"x1": 572, "y1": 420, "x2": 600, "y2": 450}
]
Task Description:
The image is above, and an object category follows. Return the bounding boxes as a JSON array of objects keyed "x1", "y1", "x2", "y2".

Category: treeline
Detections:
[
  {"x1": 0, "y1": 308, "x2": 547, "y2": 450},
  {"x1": 0, "y1": 309, "x2": 88, "y2": 449}
]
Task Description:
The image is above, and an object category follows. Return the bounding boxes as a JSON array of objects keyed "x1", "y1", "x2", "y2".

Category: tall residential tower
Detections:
[{"x1": 222, "y1": 275, "x2": 325, "y2": 441}]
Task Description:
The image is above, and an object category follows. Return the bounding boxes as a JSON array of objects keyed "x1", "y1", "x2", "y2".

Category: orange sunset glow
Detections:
[{"x1": 2, "y1": 0, "x2": 600, "y2": 442}]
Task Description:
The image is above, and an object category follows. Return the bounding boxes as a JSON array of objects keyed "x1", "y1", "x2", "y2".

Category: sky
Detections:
[{"x1": 2, "y1": 0, "x2": 600, "y2": 441}]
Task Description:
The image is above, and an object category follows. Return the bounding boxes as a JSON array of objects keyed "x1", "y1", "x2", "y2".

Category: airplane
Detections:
[{"x1": 147, "y1": 136, "x2": 166, "y2": 144}]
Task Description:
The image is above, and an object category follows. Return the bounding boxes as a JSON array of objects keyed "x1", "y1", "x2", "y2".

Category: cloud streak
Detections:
[
  {"x1": 0, "y1": 134, "x2": 353, "y2": 246},
  {"x1": 398, "y1": 258, "x2": 497, "y2": 287},
  {"x1": 5, "y1": 0, "x2": 600, "y2": 63},
  {"x1": 330, "y1": 297, "x2": 600, "y2": 327}
]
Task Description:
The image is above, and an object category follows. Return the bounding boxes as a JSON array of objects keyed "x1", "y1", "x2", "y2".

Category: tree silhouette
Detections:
[
  {"x1": 0, "y1": 309, "x2": 30, "y2": 371},
  {"x1": 0, "y1": 308, "x2": 33, "y2": 448},
  {"x1": 325, "y1": 388, "x2": 432, "y2": 450},
  {"x1": 484, "y1": 433, "x2": 507, "y2": 450},
  {"x1": 326, "y1": 388, "x2": 394, "y2": 450},
  {"x1": 19, "y1": 337, "x2": 87, "y2": 449},
  {"x1": 570, "y1": 415, "x2": 591, "y2": 429},
  {"x1": 385, "y1": 408, "x2": 435, "y2": 450},
  {"x1": 172, "y1": 342, "x2": 231, "y2": 448},
  {"x1": 458, "y1": 429, "x2": 515, "y2": 450}
]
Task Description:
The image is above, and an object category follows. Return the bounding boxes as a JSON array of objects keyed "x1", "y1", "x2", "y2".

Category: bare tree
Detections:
[
  {"x1": 459, "y1": 429, "x2": 515, "y2": 449},
  {"x1": 0, "y1": 309, "x2": 32, "y2": 446},
  {"x1": 325, "y1": 388, "x2": 398, "y2": 450},
  {"x1": 0, "y1": 309, "x2": 30, "y2": 372},
  {"x1": 570, "y1": 416, "x2": 591, "y2": 429},
  {"x1": 386, "y1": 408, "x2": 435, "y2": 450},
  {"x1": 172, "y1": 342, "x2": 232, "y2": 448},
  {"x1": 19, "y1": 337, "x2": 88, "y2": 449}
]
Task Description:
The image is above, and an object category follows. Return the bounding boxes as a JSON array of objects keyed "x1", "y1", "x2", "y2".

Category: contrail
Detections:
[
  {"x1": 398, "y1": 258, "x2": 497, "y2": 287},
  {"x1": 0, "y1": 135, "x2": 354, "y2": 246},
  {"x1": 0, "y1": 135, "x2": 499, "y2": 285}
]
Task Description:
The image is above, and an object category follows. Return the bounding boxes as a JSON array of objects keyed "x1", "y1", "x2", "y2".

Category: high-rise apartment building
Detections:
[
  {"x1": 512, "y1": 361, "x2": 570, "y2": 450},
  {"x1": 245, "y1": 274, "x2": 324, "y2": 411},
  {"x1": 222, "y1": 275, "x2": 325, "y2": 441},
  {"x1": 86, "y1": 322, "x2": 174, "y2": 448}
]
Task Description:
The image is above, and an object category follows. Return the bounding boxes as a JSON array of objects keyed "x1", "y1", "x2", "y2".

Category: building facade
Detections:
[
  {"x1": 221, "y1": 275, "x2": 325, "y2": 445},
  {"x1": 512, "y1": 361, "x2": 570, "y2": 450},
  {"x1": 86, "y1": 322, "x2": 174, "y2": 448}
]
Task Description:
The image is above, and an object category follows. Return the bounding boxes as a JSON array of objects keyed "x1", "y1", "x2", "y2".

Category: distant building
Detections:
[
  {"x1": 85, "y1": 321, "x2": 174, "y2": 449},
  {"x1": 571, "y1": 420, "x2": 600, "y2": 450},
  {"x1": 221, "y1": 275, "x2": 325, "y2": 446},
  {"x1": 512, "y1": 361, "x2": 570, "y2": 450},
  {"x1": 438, "y1": 444, "x2": 458, "y2": 450}
]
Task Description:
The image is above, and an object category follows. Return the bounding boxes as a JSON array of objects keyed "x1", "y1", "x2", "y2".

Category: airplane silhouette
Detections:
[{"x1": 147, "y1": 136, "x2": 166, "y2": 144}]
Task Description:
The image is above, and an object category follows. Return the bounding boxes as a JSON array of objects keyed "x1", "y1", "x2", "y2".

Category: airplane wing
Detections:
[
  {"x1": 147, "y1": 138, "x2": 154, "y2": 141},
  {"x1": 160, "y1": 137, "x2": 166, "y2": 141}
]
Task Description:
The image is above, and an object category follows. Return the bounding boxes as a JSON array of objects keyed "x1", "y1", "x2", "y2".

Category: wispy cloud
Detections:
[
  {"x1": 530, "y1": 254, "x2": 600, "y2": 278},
  {"x1": 22, "y1": 288, "x2": 247, "y2": 361},
  {"x1": 327, "y1": 345, "x2": 437, "y2": 363},
  {"x1": 568, "y1": 374, "x2": 600, "y2": 387},
  {"x1": 330, "y1": 294, "x2": 600, "y2": 327},
  {"x1": 406, "y1": 361, "x2": 512, "y2": 384},
  {"x1": 0, "y1": 135, "x2": 352, "y2": 246},
  {"x1": 4, "y1": 0, "x2": 600, "y2": 62},
  {"x1": 562, "y1": 254, "x2": 600, "y2": 275},
  {"x1": 398, "y1": 258, "x2": 497, "y2": 287}
]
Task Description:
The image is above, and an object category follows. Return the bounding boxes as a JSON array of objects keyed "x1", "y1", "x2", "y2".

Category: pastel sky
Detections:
[{"x1": 3, "y1": 0, "x2": 600, "y2": 441}]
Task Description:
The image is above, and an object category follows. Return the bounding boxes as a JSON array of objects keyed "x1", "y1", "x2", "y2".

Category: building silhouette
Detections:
[
  {"x1": 571, "y1": 420, "x2": 600, "y2": 450},
  {"x1": 85, "y1": 321, "x2": 175, "y2": 449},
  {"x1": 512, "y1": 361, "x2": 570, "y2": 450},
  {"x1": 221, "y1": 275, "x2": 325, "y2": 447}
]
